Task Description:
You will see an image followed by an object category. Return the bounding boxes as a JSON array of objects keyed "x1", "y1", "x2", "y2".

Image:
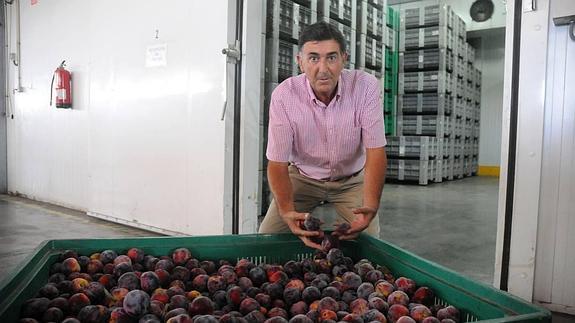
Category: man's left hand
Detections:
[{"x1": 337, "y1": 206, "x2": 377, "y2": 240}]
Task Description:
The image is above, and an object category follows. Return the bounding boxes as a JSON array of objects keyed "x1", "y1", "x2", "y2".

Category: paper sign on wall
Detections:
[{"x1": 146, "y1": 43, "x2": 167, "y2": 67}]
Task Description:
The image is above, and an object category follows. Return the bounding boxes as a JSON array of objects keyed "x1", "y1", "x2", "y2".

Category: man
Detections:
[{"x1": 259, "y1": 21, "x2": 387, "y2": 250}]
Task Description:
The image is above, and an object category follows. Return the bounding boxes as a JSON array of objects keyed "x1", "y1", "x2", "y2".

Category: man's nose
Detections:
[{"x1": 318, "y1": 57, "x2": 329, "y2": 72}]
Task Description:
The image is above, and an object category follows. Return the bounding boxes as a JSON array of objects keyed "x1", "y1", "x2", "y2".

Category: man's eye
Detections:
[
  {"x1": 328, "y1": 56, "x2": 337, "y2": 61},
  {"x1": 309, "y1": 57, "x2": 319, "y2": 62}
]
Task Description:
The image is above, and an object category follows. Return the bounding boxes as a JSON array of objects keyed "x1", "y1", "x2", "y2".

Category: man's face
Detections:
[{"x1": 297, "y1": 39, "x2": 347, "y2": 102}]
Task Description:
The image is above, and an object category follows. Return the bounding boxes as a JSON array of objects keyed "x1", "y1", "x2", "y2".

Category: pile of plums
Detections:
[{"x1": 17, "y1": 236, "x2": 462, "y2": 322}]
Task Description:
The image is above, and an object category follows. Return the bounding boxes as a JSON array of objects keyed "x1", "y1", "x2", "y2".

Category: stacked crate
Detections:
[
  {"x1": 355, "y1": 0, "x2": 397, "y2": 137},
  {"x1": 386, "y1": 136, "x2": 438, "y2": 185},
  {"x1": 384, "y1": 6, "x2": 399, "y2": 136},
  {"x1": 263, "y1": 0, "x2": 320, "y2": 212},
  {"x1": 265, "y1": 0, "x2": 318, "y2": 84},
  {"x1": 391, "y1": 0, "x2": 481, "y2": 185},
  {"x1": 394, "y1": 1, "x2": 454, "y2": 184},
  {"x1": 319, "y1": 0, "x2": 358, "y2": 69}
]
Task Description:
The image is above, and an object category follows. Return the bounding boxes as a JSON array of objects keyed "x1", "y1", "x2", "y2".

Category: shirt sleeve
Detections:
[
  {"x1": 266, "y1": 93, "x2": 294, "y2": 162},
  {"x1": 361, "y1": 75, "x2": 387, "y2": 148}
]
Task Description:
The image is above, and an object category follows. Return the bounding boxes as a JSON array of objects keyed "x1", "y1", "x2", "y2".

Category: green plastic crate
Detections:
[
  {"x1": 0, "y1": 234, "x2": 550, "y2": 323},
  {"x1": 385, "y1": 69, "x2": 398, "y2": 93},
  {"x1": 384, "y1": 94, "x2": 395, "y2": 114},
  {"x1": 386, "y1": 6, "x2": 400, "y2": 30},
  {"x1": 385, "y1": 114, "x2": 396, "y2": 135},
  {"x1": 385, "y1": 48, "x2": 394, "y2": 70}
]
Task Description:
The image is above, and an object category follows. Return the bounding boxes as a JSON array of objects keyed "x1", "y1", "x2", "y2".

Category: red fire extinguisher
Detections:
[{"x1": 50, "y1": 60, "x2": 72, "y2": 109}]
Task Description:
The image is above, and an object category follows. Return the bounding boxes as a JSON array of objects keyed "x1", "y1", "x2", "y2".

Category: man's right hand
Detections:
[{"x1": 281, "y1": 211, "x2": 323, "y2": 250}]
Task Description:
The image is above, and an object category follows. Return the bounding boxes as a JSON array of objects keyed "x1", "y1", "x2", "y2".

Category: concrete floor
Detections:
[
  {"x1": 380, "y1": 176, "x2": 499, "y2": 284},
  {"x1": 0, "y1": 195, "x2": 161, "y2": 279},
  {"x1": 0, "y1": 180, "x2": 572, "y2": 322}
]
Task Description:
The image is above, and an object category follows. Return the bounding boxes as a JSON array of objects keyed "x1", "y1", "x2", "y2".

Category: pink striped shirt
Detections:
[{"x1": 266, "y1": 69, "x2": 387, "y2": 181}]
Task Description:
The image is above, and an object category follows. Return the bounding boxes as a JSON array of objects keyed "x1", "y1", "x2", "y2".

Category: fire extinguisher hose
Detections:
[{"x1": 49, "y1": 73, "x2": 55, "y2": 106}]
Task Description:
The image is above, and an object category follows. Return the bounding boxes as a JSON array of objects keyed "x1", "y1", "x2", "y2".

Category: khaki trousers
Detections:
[{"x1": 258, "y1": 165, "x2": 380, "y2": 237}]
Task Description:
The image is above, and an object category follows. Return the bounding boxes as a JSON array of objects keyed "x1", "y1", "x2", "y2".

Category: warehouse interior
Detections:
[{"x1": 0, "y1": 0, "x2": 574, "y2": 322}]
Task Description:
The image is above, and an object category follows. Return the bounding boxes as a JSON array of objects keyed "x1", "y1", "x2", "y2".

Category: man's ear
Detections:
[
  {"x1": 296, "y1": 53, "x2": 303, "y2": 73},
  {"x1": 342, "y1": 51, "x2": 348, "y2": 63}
]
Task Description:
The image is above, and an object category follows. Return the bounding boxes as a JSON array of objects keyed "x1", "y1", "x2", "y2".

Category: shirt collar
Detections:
[{"x1": 304, "y1": 73, "x2": 344, "y2": 106}]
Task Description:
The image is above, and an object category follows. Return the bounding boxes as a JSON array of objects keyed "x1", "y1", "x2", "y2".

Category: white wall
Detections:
[
  {"x1": 5, "y1": 0, "x2": 233, "y2": 235},
  {"x1": 472, "y1": 29, "x2": 505, "y2": 167}
]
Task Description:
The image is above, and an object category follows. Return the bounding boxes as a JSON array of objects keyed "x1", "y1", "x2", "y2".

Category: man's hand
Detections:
[
  {"x1": 337, "y1": 206, "x2": 377, "y2": 240},
  {"x1": 281, "y1": 211, "x2": 324, "y2": 250}
]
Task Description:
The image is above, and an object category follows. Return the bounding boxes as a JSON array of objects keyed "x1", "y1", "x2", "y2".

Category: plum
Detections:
[
  {"x1": 395, "y1": 277, "x2": 416, "y2": 296},
  {"x1": 365, "y1": 270, "x2": 384, "y2": 284},
  {"x1": 139, "y1": 271, "x2": 160, "y2": 294},
  {"x1": 192, "y1": 274, "x2": 209, "y2": 292},
  {"x1": 321, "y1": 286, "x2": 340, "y2": 300},
  {"x1": 340, "y1": 312, "x2": 363, "y2": 322},
  {"x1": 207, "y1": 275, "x2": 226, "y2": 294},
  {"x1": 172, "y1": 248, "x2": 192, "y2": 266},
  {"x1": 140, "y1": 313, "x2": 162, "y2": 322},
  {"x1": 301, "y1": 286, "x2": 321, "y2": 304},
  {"x1": 264, "y1": 282, "x2": 284, "y2": 300},
  {"x1": 412, "y1": 287, "x2": 434, "y2": 307},
  {"x1": 194, "y1": 314, "x2": 220, "y2": 323},
  {"x1": 342, "y1": 272, "x2": 362, "y2": 291},
  {"x1": 169, "y1": 294, "x2": 190, "y2": 311},
  {"x1": 321, "y1": 235, "x2": 340, "y2": 252},
  {"x1": 396, "y1": 316, "x2": 416, "y2": 323},
  {"x1": 166, "y1": 313, "x2": 193, "y2": 323},
  {"x1": 108, "y1": 287, "x2": 129, "y2": 307},
  {"x1": 62, "y1": 258, "x2": 82, "y2": 275},
  {"x1": 349, "y1": 298, "x2": 368, "y2": 316},
  {"x1": 108, "y1": 307, "x2": 132, "y2": 323},
  {"x1": 387, "y1": 291, "x2": 409, "y2": 306},
  {"x1": 239, "y1": 297, "x2": 260, "y2": 315},
  {"x1": 375, "y1": 280, "x2": 395, "y2": 298},
  {"x1": 238, "y1": 276, "x2": 253, "y2": 291},
  {"x1": 388, "y1": 304, "x2": 410, "y2": 323},
  {"x1": 123, "y1": 290, "x2": 150, "y2": 317},
  {"x1": 249, "y1": 267, "x2": 267, "y2": 287},
  {"x1": 189, "y1": 296, "x2": 214, "y2": 316},
  {"x1": 410, "y1": 305, "x2": 432, "y2": 322},
  {"x1": 326, "y1": 248, "x2": 344, "y2": 266},
  {"x1": 283, "y1": 287, "x2": 301, "y2": 305},
  {"x1": 436, "y1": 305, "x2": 459, "y2": 322},
  {"x1": 265, "y1": 317, "x2": 289, "y2": 323},
  {"x1": 77, "y1": 304, "x2": 110, "y2": 323},
  {"x1": 38, "y1": 283, "x2": 59, "y2": 299},
  {"x1": 244, "y1": 309, "x2": 267, "y2": 322},
  {"x1": 20, "y1": 297, "x2": 51, "y2": 319},
  {"x1": 421, "y1": 318, "x2": 441, "y2": 323},
  {"x1": 48, "y1": 296, "x2": 69, "y2": 313},
  {"x1": 288, "y1": 314, "x2": 313, "y2": 323},
  {"x1": 69, "y1": 293, "x2": 91, "y2": 313},
  {"x1": 235, "y1": 259, "x2": 256, "y2": 277},
  {"x1": 171, "y1": 266, "x2": 191, "y2": 282},
  {"x1": 99, "y1": 250, "x2": 118, "y2": 265},
  {"x1": 227, "y1": 285, "x2": 245, "y2": 307},
  {"x1": 363, "y1": 308, "x2": 387, "y2": 322},
  {"x1": 267, "y1": 307, "x2": 288, "y2": 319},
  {"x1": 368, "y1": 296, "x2": 389, "y2": 313},
  {"x1": 289, "y1": 300, "x2": 308, "y2": 316},
  {"x1": 357, "y1": 282, "x2": 375, "y2": 300},
  {"x1": 302, "y1": 215, "x2": 321, "y2": 231},
  {"x1": 118, "y1": 272, "x2": 141, "y2": 291}
]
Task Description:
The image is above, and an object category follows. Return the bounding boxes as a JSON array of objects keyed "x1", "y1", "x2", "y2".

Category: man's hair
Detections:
[{"x1": 298, "y1": 21, "x2": 347, "y2": 54}]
